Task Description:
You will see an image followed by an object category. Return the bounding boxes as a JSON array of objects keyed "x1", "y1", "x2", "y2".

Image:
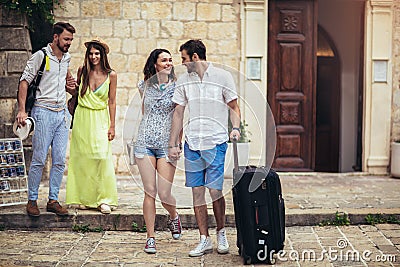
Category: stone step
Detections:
[{"x1": 1, "y1": 209, "x2": 399, "y2": 231}]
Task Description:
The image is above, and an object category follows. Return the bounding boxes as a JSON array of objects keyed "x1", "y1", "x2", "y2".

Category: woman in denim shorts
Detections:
[{"x1": 134, "y1": 49, "x2": 182, "y2": 254}]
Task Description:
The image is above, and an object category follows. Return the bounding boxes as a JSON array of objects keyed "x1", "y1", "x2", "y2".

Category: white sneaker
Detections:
[
  {"x1": 189, "y1": 235, "x2": 213, "y2": 257},
  {"x1": 216, "y1": 228, "x2": 229, "y2": 254}
]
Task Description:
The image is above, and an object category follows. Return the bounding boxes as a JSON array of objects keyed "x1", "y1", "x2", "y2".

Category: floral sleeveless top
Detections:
[{"x1": 135, "y1": 80, "x2": 176, "y2": 149}]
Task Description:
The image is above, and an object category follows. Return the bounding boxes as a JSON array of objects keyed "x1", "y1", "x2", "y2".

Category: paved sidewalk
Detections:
[
  {"x1": 0, "y1": 173, "x2": 400, "y2": 230},
  {"x1": 0, "y1": 225, "x2": 399, "y2": 266},
  {"x1": 0, "y1": 172, "x2": 399, "y2": 266}
]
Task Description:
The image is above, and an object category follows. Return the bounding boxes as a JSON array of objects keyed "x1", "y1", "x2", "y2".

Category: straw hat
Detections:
[
  {"x1": 13, "y1": 117, "x2": 35, "y2": 140},
  {"x1": 84, "y1": 39, "x2": 110, "y2": 54}
]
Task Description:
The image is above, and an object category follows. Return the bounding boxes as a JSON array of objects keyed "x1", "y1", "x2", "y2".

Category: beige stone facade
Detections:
[
  {"x1": 55, "y1": 0, "x2": 400, "y2": 174},
  {"x1": 54, "y1": 0, "x2": 241, "y2": 173},
  {"x1": 1, "y1": 0, "x2": 398, "y2": 175},
  {"x1": 392, "y1": 0, "x2": 400, "y2": 141}
]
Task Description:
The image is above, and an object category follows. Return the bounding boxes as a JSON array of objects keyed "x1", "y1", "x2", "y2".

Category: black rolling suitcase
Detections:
[{"x1": 232, "y1": 140, "x2": 285, "y2": 265}]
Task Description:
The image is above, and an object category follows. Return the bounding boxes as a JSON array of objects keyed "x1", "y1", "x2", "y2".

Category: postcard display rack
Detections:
[{"x1": 0, "y1": 138, "x2": 28, "y2": 206}]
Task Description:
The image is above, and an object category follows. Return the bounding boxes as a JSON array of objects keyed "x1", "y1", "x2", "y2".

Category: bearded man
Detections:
[{"x1": 16, "y1": 22, "x2": 76, "y2": 217}]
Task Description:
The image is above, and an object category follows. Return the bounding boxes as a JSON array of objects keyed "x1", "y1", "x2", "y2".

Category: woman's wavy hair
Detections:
[
  {"x1": 143, "y1": 48, "x2": 176, "y2": 86},
  {"x1": 80, "y1": 43, "x2": 112, "y2": 97}
]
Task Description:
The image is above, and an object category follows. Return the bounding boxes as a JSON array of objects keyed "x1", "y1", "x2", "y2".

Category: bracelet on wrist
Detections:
[{"x1": 168, "y1": 143, "x2": 182, "y2": 149}]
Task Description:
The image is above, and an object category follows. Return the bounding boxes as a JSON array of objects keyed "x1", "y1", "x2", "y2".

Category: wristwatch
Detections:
[{"x1": 232, "y1": 127, "x2": 241, "y2": 133}]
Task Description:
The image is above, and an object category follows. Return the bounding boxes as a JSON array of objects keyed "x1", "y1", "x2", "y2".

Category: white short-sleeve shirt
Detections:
[{"x1": 172, "y1": 63, "x2": 238, "y2": 150}]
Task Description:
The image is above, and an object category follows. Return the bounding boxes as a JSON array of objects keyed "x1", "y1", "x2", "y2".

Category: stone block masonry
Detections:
[
  {"x1": 392, "y1": 2, "x2": 400, "y2": 140},
  {"x1": 55, "y1": 0, "x2": 241, "y2": 174},
  {"x1": 0, "y1": 7, "x2": 51, "y2": 178},
  {"x1": 0, "y1": 7, "x2": 32, "y2": 170}
]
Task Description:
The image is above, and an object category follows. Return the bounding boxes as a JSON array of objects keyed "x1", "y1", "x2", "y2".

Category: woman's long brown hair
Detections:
[
  {"x1": 143, "y1": 48, "x2": 176, "y2": 86},
  {"x1": 80, "y1": 43, "x2": 112, "y2": 97}
]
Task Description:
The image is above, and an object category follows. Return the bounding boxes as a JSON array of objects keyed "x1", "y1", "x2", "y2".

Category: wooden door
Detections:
[{"x1": 268, "y1": 0, "x2": 317, "y2": 171}]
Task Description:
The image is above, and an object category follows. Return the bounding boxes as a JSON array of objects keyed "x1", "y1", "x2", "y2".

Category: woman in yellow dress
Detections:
[{"x1": 66, "y1": 39, "x2": 117, "y2": 214}]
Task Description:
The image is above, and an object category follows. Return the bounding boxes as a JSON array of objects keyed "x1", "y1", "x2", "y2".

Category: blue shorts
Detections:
[
  {"x1": 134, "y1": 146, "x2": 167, "y2": 159},
  {"x1": 184, "y1": 142, "x2": 227, "y2": 191}
]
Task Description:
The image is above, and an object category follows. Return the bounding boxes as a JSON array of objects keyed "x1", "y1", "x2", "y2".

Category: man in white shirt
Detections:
[
  {"x1": 16, "y1": 22, "x2": 76, "y2": 217},
  {"x1": 169, "y1": 39, "x2": 241, "y2": 257}
]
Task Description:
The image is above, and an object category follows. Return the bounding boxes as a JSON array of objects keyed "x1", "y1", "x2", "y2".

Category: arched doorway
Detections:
[{"x1": 315, "y1": 26, "x2": 340, "y2": 172}]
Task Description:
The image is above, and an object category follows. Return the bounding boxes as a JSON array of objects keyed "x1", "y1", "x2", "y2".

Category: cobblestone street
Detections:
[
  {"x1": 0, "y1": 224, "x2": 399, "y2": 266},
  {"x1": 1, "y1": 174, "x2": 399, "y2": 266}
]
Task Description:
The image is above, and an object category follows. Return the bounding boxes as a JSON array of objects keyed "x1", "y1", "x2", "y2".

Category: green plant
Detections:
[
  {"x1": 132, "y1": 221, "x2": 147, "y2": 232},
  {"x1": 72, "y1": 224, "x2": 104, "y2": 233},
  {"x1": 319, "y1": 211, "x2": 350, "y2": 226},
  {"x1": 228, "y1": 120, "x2": 251, "y2": 143},
  {"x1": 365, "y1": 214, "x2": 400, "y2": 225},
  {"x1": 0, "y1": 225, "x2": 5, "y2": 231},
  {"x1": 0, "y1": 0, "x2": 63, "y2": 29}
]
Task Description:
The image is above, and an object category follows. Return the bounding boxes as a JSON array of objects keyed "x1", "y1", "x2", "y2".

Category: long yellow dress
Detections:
[{"x1": 66, "y1": 75, "x2": 118, "y2": 208}]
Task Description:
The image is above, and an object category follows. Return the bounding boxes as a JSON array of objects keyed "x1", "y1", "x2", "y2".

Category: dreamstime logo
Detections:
[{"x1": 257, "y1": 238, "x2": 397, "y2": 263}]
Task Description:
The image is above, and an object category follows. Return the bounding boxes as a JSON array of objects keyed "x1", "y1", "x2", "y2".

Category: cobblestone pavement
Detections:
[
  {"x1": 2, "y1": 173, "x2": 400, "y2": 218},
  {"x1": 1, "y1": 173, "x2": 400, "y2": 266},
  {"x1": 0, "y1": 224, "x2": 399, "y2": 267},
  {"x1": 50, "y1": 173, "x2": 400, "y2": 214},
  {"x1": 1, "y1": 173, "x2": 400, "y2": 231}
]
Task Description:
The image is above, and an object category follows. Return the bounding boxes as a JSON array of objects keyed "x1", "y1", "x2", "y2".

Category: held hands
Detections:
[
  {"x1": 65, "y1": 74, "x2": 78, "y2": 95},
  {"x1": 168, "y1": 144, "x2": 182, "y2": 162},
  {"x1": 108, "y1": 127, "x2": 115, "y2": 141}
]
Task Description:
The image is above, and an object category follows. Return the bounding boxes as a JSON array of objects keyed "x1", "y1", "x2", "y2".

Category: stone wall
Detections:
[
  {"x1": 0, "y1": 7, "x2": 30, "y2": 131},
  {"x1": 393, "y1": 0, "x2": 400, "y2": 141},
  {"x1": 55, "y1": 0, "x2": 241, "y2": 173},
  {"x1": 0, "y1": 7, "x2": 34, "y2": 169}
]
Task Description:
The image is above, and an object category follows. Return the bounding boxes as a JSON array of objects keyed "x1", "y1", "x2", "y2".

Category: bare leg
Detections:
[
  {"x1": 156, "y1": 158, "x2": 178, "y2": 219},
  {"x1": 209, "y1": 188, "x2": 225, "y2": 231},
  {"x1": 136, "y1": 156, "x2": 157, "y2": 238},
  {"x1": 192, "y1": 186, "x2": 209, "y2": 236}
]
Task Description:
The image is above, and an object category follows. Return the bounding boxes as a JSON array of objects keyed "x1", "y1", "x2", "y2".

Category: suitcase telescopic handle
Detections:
[{"x1": 233, "y1": 137, "x2": 239, "y2": 172}]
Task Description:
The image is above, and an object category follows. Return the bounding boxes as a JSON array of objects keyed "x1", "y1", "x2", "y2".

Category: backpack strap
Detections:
[{"x1": 33, "y1": 49, "x2": 47, "y2": 86}]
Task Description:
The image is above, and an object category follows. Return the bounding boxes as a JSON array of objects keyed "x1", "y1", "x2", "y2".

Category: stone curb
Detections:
[{"x1": 1, "y1": 211, "x2": 399, "y2": 231}]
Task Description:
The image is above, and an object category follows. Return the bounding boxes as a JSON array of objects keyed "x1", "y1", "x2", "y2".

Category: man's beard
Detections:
[
  {"x1": 186, "y1": 62, "x2": 195, "y2": 73},
  {"x1": 57, "y1": 40, "x2": 69, "y2": 53}
]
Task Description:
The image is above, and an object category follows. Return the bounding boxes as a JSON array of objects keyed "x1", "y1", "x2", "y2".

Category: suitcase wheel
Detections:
[
  {"x1": 243, "y1": 255, "x2": 251, "y2": 265},
  {"x1": 240, "y1": 244, "x2": 252, "y2": 265}
]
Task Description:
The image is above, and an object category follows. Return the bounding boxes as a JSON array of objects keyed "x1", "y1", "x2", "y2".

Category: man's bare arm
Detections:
[
  {"x1": 16, "y1": 80, "x2": 29, "y2": 125},
  {"x1": 168, "y1": 104, "x2": 185, "y2": 159},
  {"x1": 227, "y1": 99, "x2": 241, "y2": 141}
]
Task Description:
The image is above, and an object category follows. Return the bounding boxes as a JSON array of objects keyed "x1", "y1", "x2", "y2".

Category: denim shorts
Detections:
[
  {"x1": 134, "y1": 146, "x2": 167, "y2": 159},
  {"x1": 184, "y1": 142, "x2": 227, "y2": 191}
]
